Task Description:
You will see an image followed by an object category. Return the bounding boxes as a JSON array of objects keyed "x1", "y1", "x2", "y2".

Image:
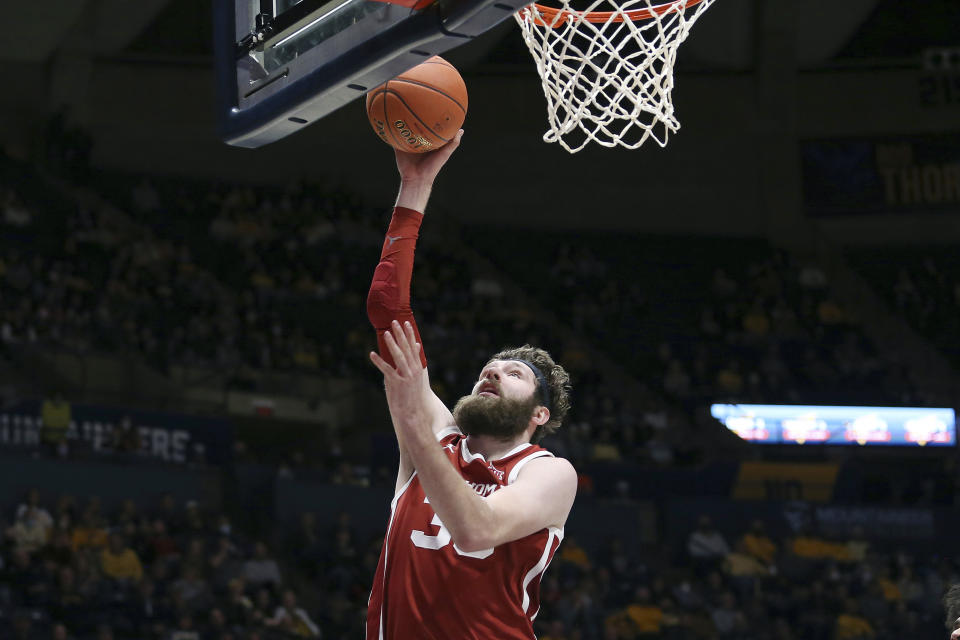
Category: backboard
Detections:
[{"x1": 215, "y1": 0, "x2": 528, "y2": 148}]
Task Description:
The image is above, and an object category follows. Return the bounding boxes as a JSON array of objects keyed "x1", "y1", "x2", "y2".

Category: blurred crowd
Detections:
[
  {"x1": 2, "y1": 136, "x2": 960, "y2": 640},
  {"x1": 536, "y1": 515, "x2": 949, "y2": 640},
  {"x1": 674, "y1": 256, "x2": 922, "y2": 406},
  {"x1": 851, "y1": 248, "x2": 960, "y2": 372},
  {"x1": 4, "y1": 158, "x2": 959, "y2": 473},
  {"x1": 4, "y1": 488, "x2": 953, "y2": 640},
  {"x1": 466, "y1": 232, "x2": 931, "y2": 409},
  {"x1": 0, "y1": 162, "x2": 698, "y2": 471},
  {"x1": 1, "y1": 489, "x2": 367, "y2": 640}
]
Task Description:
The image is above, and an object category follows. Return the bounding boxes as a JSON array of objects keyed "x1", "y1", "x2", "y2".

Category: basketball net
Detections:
[{"x1": 514, "y1": 0, "x2": 716, "y2": 153}]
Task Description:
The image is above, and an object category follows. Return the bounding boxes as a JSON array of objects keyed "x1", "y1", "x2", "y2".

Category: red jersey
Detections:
[{"x1": 367, "y1": 427, "x2": 564, "y2": 640}]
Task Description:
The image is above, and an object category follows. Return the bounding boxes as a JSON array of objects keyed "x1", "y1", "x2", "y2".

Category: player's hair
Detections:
[
  {"x1": 488, "y1": 345, "x2": 571, "y2": 444},
  {"x1": 944, "y1": 583, "x2": 960, "y2": 629}
]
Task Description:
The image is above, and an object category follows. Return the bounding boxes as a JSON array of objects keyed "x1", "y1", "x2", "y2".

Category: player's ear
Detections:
[{"x1": 532, "y1": 406, "x2": 550, "y2": 426}]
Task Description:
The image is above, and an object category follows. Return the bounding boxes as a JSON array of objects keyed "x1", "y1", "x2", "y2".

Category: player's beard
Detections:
[{"x1": 452, "y1": 390, "x2": 539, "y2": 441}]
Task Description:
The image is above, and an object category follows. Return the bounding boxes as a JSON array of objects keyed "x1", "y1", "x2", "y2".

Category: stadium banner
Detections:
[
  {"x1": 800, "y1": 135, "x2": 960, "y2": 216},
  {"x1": 711, "y1": 404, "x2": 956, "y2": 447},
  {"x1": 780, "y1": 501, "x2": 936, "y2": 541},
  {"x1": 733, "y1": 462, "x2": 839, "y2": 503},
  {"x1": 662, "y1": 498, "x2": 952, "y2": 548},
  {"x1": 0, "y1": 400, "x2": 234, "y2": 464}
]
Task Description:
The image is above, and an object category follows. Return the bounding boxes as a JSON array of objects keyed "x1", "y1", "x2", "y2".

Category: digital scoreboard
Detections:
[{"x1": 711, "y1": 404, "x2": 956, "y2": 447}]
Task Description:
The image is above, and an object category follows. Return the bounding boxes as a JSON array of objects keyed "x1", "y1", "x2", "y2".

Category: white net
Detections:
[{"x1": 514, "y1": 0, "x2": 716, "y2": 153}]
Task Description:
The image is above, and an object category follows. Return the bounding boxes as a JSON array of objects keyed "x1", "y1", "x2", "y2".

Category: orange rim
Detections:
[{"x1": 528, "y1": 0, "x2": 705, "y2": 25}]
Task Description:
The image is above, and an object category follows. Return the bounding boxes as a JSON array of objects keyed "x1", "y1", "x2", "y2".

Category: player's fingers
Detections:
[
  {"x1": 391, "y1": 320, "x2": 416, "y2": 365},
  {"x1": 369, "y1": 351, "x2": 394, "y2": 377},
  {"x1": 394, "y1": 319, "x2": 414, "y2": 352},
  {"x1": 391, "y1": 320, "x2": 409, "y2": 351},
  {"x1": 383, "y1": 329, "x2": 410, "y2": 375},
  {"x1": 402, "y1": 322, "x2": 421, "y2": 366}
]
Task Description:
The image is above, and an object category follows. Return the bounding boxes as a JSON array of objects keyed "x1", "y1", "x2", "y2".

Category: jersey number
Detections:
[{"x1": 410, "y1": 498, "x2": 494, "y2": 559}]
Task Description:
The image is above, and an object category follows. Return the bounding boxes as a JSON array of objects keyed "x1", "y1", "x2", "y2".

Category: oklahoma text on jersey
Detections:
[{"x1": 367, "y1": 426, "x2": 564, "y2": 640}]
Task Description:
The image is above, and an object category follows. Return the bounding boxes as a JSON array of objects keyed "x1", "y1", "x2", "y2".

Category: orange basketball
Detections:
[{"x1": 366, "y1": 56, "x2": 468, "y2": 154}]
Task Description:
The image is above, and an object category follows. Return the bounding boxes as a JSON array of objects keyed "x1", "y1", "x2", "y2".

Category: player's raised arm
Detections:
[
  {"x1": 366, "y1": 134, "x2": 463, "y2": 483},
  {"x1": 366, "y1": 129, "x2": 464, "y2": 365}
]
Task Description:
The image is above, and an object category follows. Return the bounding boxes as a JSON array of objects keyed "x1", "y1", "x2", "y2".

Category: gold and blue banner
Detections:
[
  {"x1": 801, "y1": 135, "x2": 960, "y2": 216},
  {"x1": 0, "y1": 400, "x2": 234, "y2": 464}
]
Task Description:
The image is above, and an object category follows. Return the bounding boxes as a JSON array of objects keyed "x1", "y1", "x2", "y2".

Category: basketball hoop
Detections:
[{"x1": 514, "y1": 0, "x2": 716, "y2": 153}]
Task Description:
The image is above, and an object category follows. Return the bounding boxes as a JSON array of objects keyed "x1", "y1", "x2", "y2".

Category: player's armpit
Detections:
[{"x1": 460, "y1": 456, "x2": 577, "y2": 552}]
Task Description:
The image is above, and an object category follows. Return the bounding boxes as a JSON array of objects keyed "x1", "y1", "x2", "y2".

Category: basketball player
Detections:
[{"x1": 364, "y1": 130, "x2": 578, "y2": 640}]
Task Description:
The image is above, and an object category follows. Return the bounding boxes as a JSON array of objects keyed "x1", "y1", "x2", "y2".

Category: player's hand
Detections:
[
  {"x1": 395, "y1": 129, "x2": 464, "y2": 186},
  {"x1": 369, "y1": 320, "x2": 433, "y2": 433}
]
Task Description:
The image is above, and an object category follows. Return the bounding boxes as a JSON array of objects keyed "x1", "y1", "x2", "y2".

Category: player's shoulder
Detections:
[
  {"x1": 520, "y1": 453, "x2": 576, "y2": 475},
  {"x1": 512, "y1": 452, "x2": 576, "y2": 485}
]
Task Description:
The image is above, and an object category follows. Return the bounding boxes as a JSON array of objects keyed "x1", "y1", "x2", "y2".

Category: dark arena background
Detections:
[{"x1": 2, "y1": 1, "x2": 960, "y2": 639}]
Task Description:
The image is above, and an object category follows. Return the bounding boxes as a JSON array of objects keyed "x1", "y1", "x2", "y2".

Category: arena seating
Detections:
[
  {"x1": 466, "y1": 229, "x2": 925, "y2": 407},
  {"x1": 2, "y1": 487, "x2": 951, "y2": 639},
  {"x1": 2, "y1": 156, "x2": 958, "y2": 639},
  {"x1": 848, "y1": 246, "x2": 960, "y2": 370}
]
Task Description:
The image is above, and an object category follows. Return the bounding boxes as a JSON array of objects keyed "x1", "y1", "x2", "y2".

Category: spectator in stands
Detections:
[
  {"x1": 289, "y1": 511, "x2": 323, "y2": 575},
  {"x1": 724, "y1": 539, "x2": 768, "y2": 596},
  {"x1": 51, "y1": 623, "x2": 70, "y2": 640},
  {"x1": 859, "y1": 579, "x2": 889, "y2": 623},
  {"x1": 154, "y1": 494, "x2": 181, "y2": 533},
  {"x1": 539, "y1": 620, "x2": 570, "y2": 640},
  {"x1": 171, "y1": 565, "x2": 213, "y2": 614},
  {"x1": 835, "y1": 598, "x2": 876, "y2": 639},
  {"x1": 243, "y1": 541, "x2": 283, "y2": 590},
  {"x1": 790, "y1": 528, "x2": 849, "y2": 563},
  {"x1": 168, "y1": 615, "x2": 200, "y2": 640},
  {"x1": 181, "y1": 500, "x2": 206, "y2": 541},
  {"x1": 180, "y1": 537, "x2": 207, "y2": 578},
  {"x1": 10, "y1": 612, "x2": 37, "y2": 640},
  {"x1": 331, "y1": 461, "x2": 366, "y2": 486},
  {"x1": 876, "y1": 564, "x2": 902, "y2": 603},
  {"x1": 110, "y1": 415, "x2": 141, "y2": 456},
  {"x1": 52, "y1": 565, "x2": 87, "y2": 629},
  {"x1": 591, "y1": 429, "x2": 622, "y2": 462},
  {"x1": 251, "y1": 587, "x2": 275, "y2": 626},
  {"x1": 40, "y1": 392, "x2": 71, "y2": 458},
  {"x1": 146, "y1": 518, "x2": 179, "y2": 563},
  {"x1": 740, "y1": 519, "x2": 777, "y2": 566},
  {"x1": 7, "y1": 505, "x2": 50, "y2": 554},
  {"x1": 558, "y1": 537, "x2": 592, "y2": 574},
  {"x1": 209, "y1": 534, "x2": 243, "y2": 591},
  {"x1": 896, "y1": 562, "x2": 923, "y2": 607},
  {"x1": 687, "y1": 516, "x2": 730, "y2": 574},
  {"x1": 54, "y1": 495, "x2": 77, "y2": 532},
  {"x1": 662, "y1": 359, "x2": 691, "y2": 398},
  {"x1": 624, "y1": 585, "x2": 663, "y2": 636},
  {"x1": 101, "y1": 532, "x2": 143, "y2": 588},
  {"x1": 114, "y1": 498, "x2": 139, "y2": 529},
  {"x1": 128, "y1": 578, "x2": 170, "y2": 638},
  {"x1": 712, "y1": 268, "x2": 738, "y2": 298},
  {"x1": 70, "y1": 506, "x2": 108, "y2": 551},
  {"x1": 266, "y1": 589, "x2": 320, "y2": 637},
  {"x1": 204, "y1": 608, "x2": 230, "y2": 639},
  {"x1": 224, "y1": 578, "x2": 254, "y2": 627},
  {"x1": 710, "y1": 591, "x2": 747, "y2": 637},
  {"x1": 16, "y1": 489, "x2": 53, "y2": 529}
]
